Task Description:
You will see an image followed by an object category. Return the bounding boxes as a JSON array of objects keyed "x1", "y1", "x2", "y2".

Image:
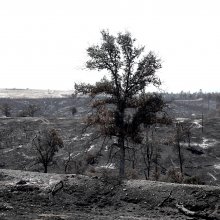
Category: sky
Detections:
[{"x1": 0, "y1": 0, "x2": 220, "y2": 93}]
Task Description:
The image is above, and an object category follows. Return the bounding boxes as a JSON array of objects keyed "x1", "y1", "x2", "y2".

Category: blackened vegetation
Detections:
[
  {"x1": 0, "y1": 97, "x2": 77, "y2": 118},
  {"x1": 32, "y1": 128, "x2": 63, "y2": 173},
  {"x1": 0, "y1": 103, "x2": 11, "y2": 117},
  {"x1": 18, "y1": 104, "x2": 40, "y2": 117},
  {"x1": 75, "y1": 30, "x2": 171, "y2": 178}
]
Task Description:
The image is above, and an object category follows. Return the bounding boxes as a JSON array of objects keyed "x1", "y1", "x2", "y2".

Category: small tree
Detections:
[
  {"x1": 19, "y1": 104, "x2": 40, "y2": 117},
  {"x1": 152, "y1": 144, "x2": 162, "y2": 181},
  {"x1": 175, "y1": 123, "x2": 184, "y2": 175},
  {"x1": 71, "y1": 106, "x2": 77, "y2": 116},
  {"x1": 141, "y1": 128, "x2": 155, "y2": 179},
  {"x1": 141, "y1": 126, "x2": 163, "y2": 180},
  {"x1": 32, "y1": 128, "x2": 63, "y2": 173},
  {"x1": 75, "y1": 30, "x2": 168, "y2": 178},
  {"x1": 0, "y1": 103, "x2": 11, "y2": 117},
  {"x1": 174, "y1": 121, "x2": 195, "y2": 175},
  {"x1": 174, "y1": 122, "x2": 192, "y2": 175}
]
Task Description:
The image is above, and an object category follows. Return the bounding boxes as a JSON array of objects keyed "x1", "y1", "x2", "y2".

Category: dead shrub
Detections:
[
  {"x1": 183, "y1": 176, "x2": 204, "y2": 185},
  {"x1": 126, "y1": 168, "x2": 139, "y2": 179},
  {"x1": 77, "y1": 161, "x2": 88, "y2": 174},
  {"x1": 84, "y1": 165, "x2": 97, "y2": 177},
  {"x1": 163, "y1": 168, "x2": 183, "y2": 183},
  {"x1": 85, "y1": 153, "x2": 97, "y2": 165},
  {"x1": 100, "y1": 168, "x2": 122, "y2": 186},
  {"x1": 88, "y1": 165, "x2": 96, "y2": 173},
  {"x1": 152, "y1": 168, "x2": 161, "y2": 181}
]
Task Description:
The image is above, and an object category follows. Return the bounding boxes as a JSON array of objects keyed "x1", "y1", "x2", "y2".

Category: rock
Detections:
[{"x1": 16, "y1": 179, "x2": 27, "y2": 185}]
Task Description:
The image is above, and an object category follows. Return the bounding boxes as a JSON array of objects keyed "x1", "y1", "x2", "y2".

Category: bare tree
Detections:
[
  {"x1": 175, "y1": 123, "x2": 184, "y2": 174},
  {"x1": 32, "y1": 128, "x2": 63, "y2": 173},
  {"x1": 201, "y1": 112, "x2": 204, "y2": 133},
  {"x1": 75, "y1": 30, "x2": 168, "y2": 178},
  {"x1": 127, "y1": 146, "x2": 138, "y2": 170},
  {"x1": 141, "y1": 128, "x2": 155, "y2": 179},
  {"x1": 174, "y1": 122, "x2": 193, "y2": 175},
  {"x1": 64, "y1": 151, "x2": 72, "y2": 174},
  {"x1": 141, "y1": 126, "x2": 163, "y2": 180},
  {"x1": 152, "y1": 144, "x2": 162, "y2": 181}
]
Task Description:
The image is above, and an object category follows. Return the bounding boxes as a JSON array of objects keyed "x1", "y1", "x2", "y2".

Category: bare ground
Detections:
[{"x1": 0, "y1": 169, "x2": 219, "y2": 220}]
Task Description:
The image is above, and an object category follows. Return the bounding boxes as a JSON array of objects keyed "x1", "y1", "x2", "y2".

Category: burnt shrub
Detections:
[
  {"x1": 183, "y1": 176, "x2": 204, "y2": 185},
  {"x1": 100, "y1": 168, "x2": 122, "y2": 187},
  {"x1": 162, "y1": 168, "x2": 183, "y2": 183}
]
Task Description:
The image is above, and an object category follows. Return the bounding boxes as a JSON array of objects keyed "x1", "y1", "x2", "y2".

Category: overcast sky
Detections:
[{"x1": 0, "y1": 0, "x2": 220, "y2": 92}]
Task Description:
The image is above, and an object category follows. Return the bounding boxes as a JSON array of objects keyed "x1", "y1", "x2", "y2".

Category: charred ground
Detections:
[{"x1": 0, "y1": 89, "x2": 220, "y2": 219}]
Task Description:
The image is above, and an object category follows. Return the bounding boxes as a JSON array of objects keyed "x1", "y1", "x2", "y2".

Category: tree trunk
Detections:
[
  {"x1": 201, "y1": 112, "x2": 204, "y2": 133},
  {"x1": 118, "y1": 137, "x2": 125, "y2": 178},
  {"x1": 177, "y1": 141, "x2": 183, "y2": 174},
  {"x1": 64, "y1": 152, "x2": 71, "y2": 174},
  {"x1": 154, "y1": 148, "x2": 159, "y2": 181},
  {"x1": 147, "y1": 164, "x2": 150, "y2": 179},
  {"x1": 188, "y1": 135, "x2": 191, "y2": 148},
  {"x1": 44, "y1": 164, "x2": 48, "y2": 173}
]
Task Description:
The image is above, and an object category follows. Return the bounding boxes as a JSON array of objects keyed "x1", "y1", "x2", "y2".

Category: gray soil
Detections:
[{"x1": 0, "y1": 169, "x2": 219, "y2": 220}]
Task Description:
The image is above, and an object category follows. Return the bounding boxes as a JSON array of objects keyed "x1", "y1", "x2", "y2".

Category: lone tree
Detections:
[
  {"x1": 32, "y1": 128, "x2": 63, "y2": 173},
  {"x1": 75, "y1": 30, "x2": 168, "y2": 178}
]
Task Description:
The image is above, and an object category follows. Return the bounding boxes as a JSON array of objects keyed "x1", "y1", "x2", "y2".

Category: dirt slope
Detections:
[{"x1": 0, "y1": 169, "x2": 219, "y2": 220}]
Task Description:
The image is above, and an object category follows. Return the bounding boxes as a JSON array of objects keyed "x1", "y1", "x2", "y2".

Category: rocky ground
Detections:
[{"x1": 0, "y1": 169, "x2": 219, "y2": 220}]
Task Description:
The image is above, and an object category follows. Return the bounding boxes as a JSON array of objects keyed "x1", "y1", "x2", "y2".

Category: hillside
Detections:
[
  {"x1": 0, "y1": 90, "x2": 220, "y2": 185},
  {"x1": 0, "y1": 169, "x2": 219, "y2": 220},
  {"x1": 0, "y1": 89, "x2": 220, "y2": 219},
  {"x1": 0, "y1": 89, "x2": 74, "y2": 99}
]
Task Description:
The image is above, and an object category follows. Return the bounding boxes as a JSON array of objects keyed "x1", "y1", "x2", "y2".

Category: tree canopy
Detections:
[{"x1": 75, "y1": 30, "x2": 169, "y2": 177}]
